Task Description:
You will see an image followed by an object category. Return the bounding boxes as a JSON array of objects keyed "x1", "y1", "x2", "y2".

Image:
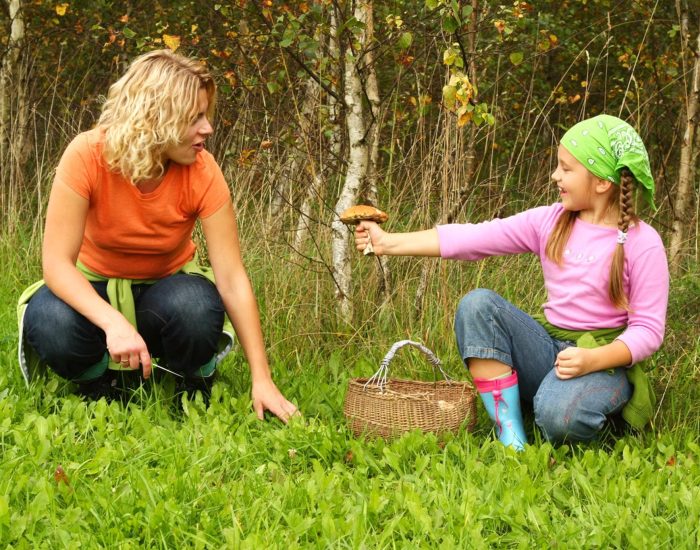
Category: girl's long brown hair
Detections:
[{"x1": 545, "y1": 168, "x2": 638, "y2": 310}]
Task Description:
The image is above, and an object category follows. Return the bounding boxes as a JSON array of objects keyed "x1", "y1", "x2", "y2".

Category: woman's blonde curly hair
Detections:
[{"x1": 98, "y1": 49, "x2": 216, "y2": 184}]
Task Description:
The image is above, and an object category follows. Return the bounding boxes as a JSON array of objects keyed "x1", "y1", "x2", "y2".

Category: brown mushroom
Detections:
[{"x1": 339, "y1": 205, "x2": 389, "y2": 255}]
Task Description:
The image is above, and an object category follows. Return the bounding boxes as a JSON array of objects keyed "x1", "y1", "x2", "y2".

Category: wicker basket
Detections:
[{"x1": 343, "y1": 340, "x2": 478, "y2": 439}]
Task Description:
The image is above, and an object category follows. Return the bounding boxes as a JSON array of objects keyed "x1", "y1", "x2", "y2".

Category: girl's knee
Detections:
[
  {"x1": 455, "y1": 288, "x2": 501, "y2": 324},
  {"x1": 534, "y1": 394, "x2": 604, "y2": 443}
]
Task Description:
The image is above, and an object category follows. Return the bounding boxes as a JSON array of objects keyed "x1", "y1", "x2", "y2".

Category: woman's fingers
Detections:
[
  {"x1": 107, "y1": 330, "x2": 152, "y2": 377},
  {"x1": 140, "y1": 349, "x2": 152, "y2": 379}
]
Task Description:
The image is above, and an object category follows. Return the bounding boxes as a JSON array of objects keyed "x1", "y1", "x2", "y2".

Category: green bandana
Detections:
[{"x1": 561, "y1": 114, "x2": 656, "y2": 211}]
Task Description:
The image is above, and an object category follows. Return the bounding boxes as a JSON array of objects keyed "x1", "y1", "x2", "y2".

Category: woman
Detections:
[{"x1": 20, "y1": 49, "x2": 297, "y2": 422}]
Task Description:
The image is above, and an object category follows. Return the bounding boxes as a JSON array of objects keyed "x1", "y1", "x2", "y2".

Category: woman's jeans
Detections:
[
  {"x1": 455, "y1": 289, "x2": 632, "y2": 443},
  {"x1": 23, "y1": 274, "x2": 225, "y2": 380}
]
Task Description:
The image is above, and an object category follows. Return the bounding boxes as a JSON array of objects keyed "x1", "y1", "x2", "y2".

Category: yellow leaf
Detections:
[
  {"x1": 55, "y1": 3, "x2": 68, "y2": 16},
  {"x1": 457, "y1": 111, "x2": 473, "y2": 127},
  {"x1": 163, "y1": 34, "x2": 181, "y2": 52}
]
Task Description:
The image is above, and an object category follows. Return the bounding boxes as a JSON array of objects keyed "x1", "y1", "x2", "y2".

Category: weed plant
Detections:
[{"x1": 1, "y1": 214, "x2": 699, "y2": 547}]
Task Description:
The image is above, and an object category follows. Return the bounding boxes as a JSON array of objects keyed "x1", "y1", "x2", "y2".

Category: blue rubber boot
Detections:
[{"x1": 473, "y1": 370, "x2": 527, "y2": 451}]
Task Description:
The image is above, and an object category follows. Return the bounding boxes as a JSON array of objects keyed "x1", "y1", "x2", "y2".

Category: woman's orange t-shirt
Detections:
[{"x1": 53, "y1": 128, "x2": 231, "y2": 279}]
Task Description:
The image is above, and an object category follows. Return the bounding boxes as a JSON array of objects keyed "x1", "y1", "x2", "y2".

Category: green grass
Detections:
[{"x1": 1, "y1": 231, "x2": 699, "y2": 548}]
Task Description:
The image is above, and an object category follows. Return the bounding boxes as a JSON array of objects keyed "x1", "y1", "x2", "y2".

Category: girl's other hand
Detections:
[
  {"x1": 554, "y1": 346, "x2": 593, "y2": 379},
  {"x1": 251, "y1": 377, "x2": 299, "y2": 424},
  {"x1": 355, "y1": 221, "x2": 387, "y2": 255},
  {"x1": 106, "y1": 318, "x2": 152, "y2": 378}
]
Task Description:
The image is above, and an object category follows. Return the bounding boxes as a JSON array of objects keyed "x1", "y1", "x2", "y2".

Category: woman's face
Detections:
[
  {"x1": 551, "y1": 144, "x2": 596, "y2": 211},
  {"x1": 163, "y1": 87, "x2": 213, "y2": 165}
]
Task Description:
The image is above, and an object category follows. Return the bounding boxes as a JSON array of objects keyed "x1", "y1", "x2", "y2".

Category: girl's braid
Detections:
[
  {"x1": 609, "y1": 167, "x2": 637, "y2": 310},
  {"x1": 618, "y1": 168, "x2": 635, "y2": 233}
]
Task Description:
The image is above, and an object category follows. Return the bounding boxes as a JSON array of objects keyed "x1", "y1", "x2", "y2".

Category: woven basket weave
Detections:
[{"x1": 343, "y1": 340, "x2": 477, "y2": 439}]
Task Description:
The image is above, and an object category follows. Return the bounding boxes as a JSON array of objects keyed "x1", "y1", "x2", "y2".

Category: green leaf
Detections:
[
  {"x1": 442, "y1": 84, "x2": 457, "y2": 109},
  {"x1": 442, "y1": 16, "x2": 458, "y2": 33},
  {"x1": 0, "y1": 495, "x2": 8, "y2": 526},
  {"x1": 442, "y1": 47, "x2": 458, "y2": 67},
  {"x1": 426, "y1": 0, "x2": 439, "y2": 9},
  {"x1": 509, "y1": 51, "x2": 524, "y2": 65},
  {"x1": 122, "y1": 27, "x2": 136, "y2": 39},
  {"x1": 450, "y1": 0, "x2": 461, "y2": 23},
  {"x1": 397, "y1": 32, "x2": 413, "y2": 50}
]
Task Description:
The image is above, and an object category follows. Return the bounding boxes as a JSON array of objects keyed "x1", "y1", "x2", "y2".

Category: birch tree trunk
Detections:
[
  {"x1": 331, "y1": 0, "x2": 371, "y2": 322},
  {"x1": 0, "y1": 0, "x2": 26, "y2": 207},
  {"x1": 327, "y1": 7, "x2": 343, "y2": 169},
  {"x1": 293, "y1": 15, "x2": 342, "y2": 251},
  {"x1": 292, "y1": 76, "x2": 323, "y2": 251},
  {"x1": 669, "y1": 27, "x2": 700, "y2": 273}
]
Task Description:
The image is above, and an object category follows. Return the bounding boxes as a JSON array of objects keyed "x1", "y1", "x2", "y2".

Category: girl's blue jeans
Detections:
[
  {"x1": 23, "y1": 273, "x2": 225, "y2": 380},
  {"x1": 455, "y1": 289, "x2": 632, "y2": 443}
]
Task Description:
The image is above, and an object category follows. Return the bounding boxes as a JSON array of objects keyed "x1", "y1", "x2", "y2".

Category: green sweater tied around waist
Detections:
[
  {"x1": 17, "y1": 257, "x2": 234, "y2": 384},
  {"x1": 532, "y1": 313, "x2": 656, "y2": 430}
]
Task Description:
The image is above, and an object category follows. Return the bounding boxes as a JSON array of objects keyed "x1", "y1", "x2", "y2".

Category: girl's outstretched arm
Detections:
[{"x1": 355, "y1": 221, "x2": 440, "y2": 257}]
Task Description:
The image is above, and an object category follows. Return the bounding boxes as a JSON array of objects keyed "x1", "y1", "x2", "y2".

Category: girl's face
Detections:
[
  {"x1": 163, "y1": 87, "x2": 213, "y2": 166},
  {"x1": 551, "y1": 145, "x2": 597, "y2": 211}
]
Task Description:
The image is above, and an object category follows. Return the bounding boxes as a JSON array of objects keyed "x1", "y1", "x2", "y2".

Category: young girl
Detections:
[
  {"x1": 354, "y1": 115, "x2": 669, "y2": 448},
  {"x1": 18, "y1": 50, "x2": 298, "y2": 422}
]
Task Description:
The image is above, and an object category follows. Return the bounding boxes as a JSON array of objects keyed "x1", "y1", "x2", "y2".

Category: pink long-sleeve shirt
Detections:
[{"x1": 437, "y1": 203, "x2": 669, "y2": 364}]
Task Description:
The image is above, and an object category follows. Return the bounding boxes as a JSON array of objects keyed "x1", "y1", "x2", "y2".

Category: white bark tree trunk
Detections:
[
  {"x1": 669, "y1": 29, "x2": 700, "y2": 272},
  {"x1": 0, "y1": 0, "x2": 26, "y2": 201},
  {"x1": 327, "y1": 8, "x2": 342, "y2": 168},
  {"x1": 293, "y1": 77, "x2": 322, "y2": 251},
  {"x1": 332, "y1": 0, "x2": 371, "y2": 322},
  {"x1": 293, "y1": 17, "x2": 341, "y2": 252}
]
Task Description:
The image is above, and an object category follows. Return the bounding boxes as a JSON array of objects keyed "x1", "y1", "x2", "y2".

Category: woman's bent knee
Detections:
[{"x1": 23, "y1": 286, "x2": 105, "y2": 375}]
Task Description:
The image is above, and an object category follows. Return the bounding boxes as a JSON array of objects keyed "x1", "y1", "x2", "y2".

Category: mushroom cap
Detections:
[{"x1": 339, "y1": 205, "x2": 389, "y2": 224}]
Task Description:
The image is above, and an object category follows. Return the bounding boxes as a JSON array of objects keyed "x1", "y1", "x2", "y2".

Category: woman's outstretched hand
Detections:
[
  {"x1": 251, "y1": 377, "x2": 299, "y2": 424},
  {"x1": 355, "y1": 221, "x2": 387, "y2": 255}
]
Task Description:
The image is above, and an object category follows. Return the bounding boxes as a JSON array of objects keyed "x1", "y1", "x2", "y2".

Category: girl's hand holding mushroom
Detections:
[
  {"x1": 355, "y1": 221, "x2": 388, "y2": 255},
  {"x1": 355, "y1": 223, "x2": 441, "y2": 257}
]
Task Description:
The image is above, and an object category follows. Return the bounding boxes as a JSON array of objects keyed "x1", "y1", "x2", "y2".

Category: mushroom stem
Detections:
[{"x1": 364, "y1": 233, "x2": 374, "y2": 256}]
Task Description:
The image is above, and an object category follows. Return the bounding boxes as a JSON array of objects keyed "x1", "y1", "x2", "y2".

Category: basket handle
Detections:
[{"x1": 364, "y1": 340, "x2": 454, "y2": 392}]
